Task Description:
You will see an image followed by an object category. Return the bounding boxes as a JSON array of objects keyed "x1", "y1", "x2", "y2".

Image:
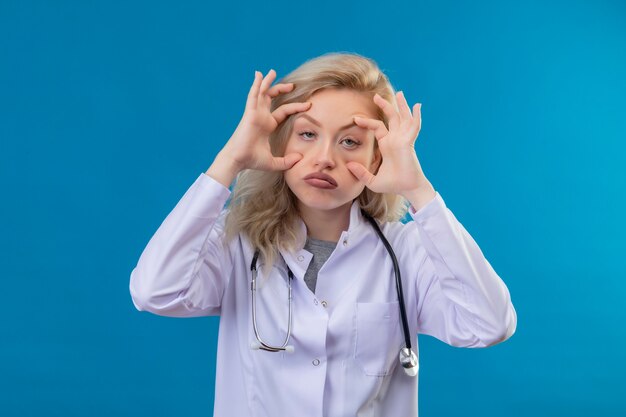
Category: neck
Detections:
[{"x1": 298, "y1": 201, "x2": 352, "y2": 242}]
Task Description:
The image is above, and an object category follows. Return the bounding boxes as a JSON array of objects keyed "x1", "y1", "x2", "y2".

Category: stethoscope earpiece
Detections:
[{"x1": 251, "y1": 340, "x2": 295, "y2": 353}]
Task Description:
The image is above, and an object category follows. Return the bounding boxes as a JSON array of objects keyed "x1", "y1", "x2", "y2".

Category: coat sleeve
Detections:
[
  {"x1": 129, "y1": 173, "x2": 234, "y2": 317},
  {"x1": 404, "y1": 192, "x2": 517, "y2": 347}
]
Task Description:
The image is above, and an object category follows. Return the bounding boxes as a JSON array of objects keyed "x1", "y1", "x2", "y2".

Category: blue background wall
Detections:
[{"x1": 1, "y1": 0, "x2": 625, "y2": 415}]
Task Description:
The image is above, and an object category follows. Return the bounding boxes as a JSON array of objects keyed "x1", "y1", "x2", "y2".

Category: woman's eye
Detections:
[
  {"x1": 297, "y1": 131, "x2": 360, "y2": 149},
  {"x1": 341, "y1": 138, "x2": 360, "y2": 149},
  {"x1": 298, "y1": 131, "x2": 316, "y2": 140}
]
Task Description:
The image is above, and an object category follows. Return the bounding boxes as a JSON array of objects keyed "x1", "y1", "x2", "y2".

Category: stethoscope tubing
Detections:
[
  {"x1": 249, "y1": 210, "x2": 418, "y2": 376},
  {"x1": 360, "y1": 209, "x2": 413, "y2": 351},
  {"x1": 250, "y1": 250, "x2": 294, "y2": 352}
]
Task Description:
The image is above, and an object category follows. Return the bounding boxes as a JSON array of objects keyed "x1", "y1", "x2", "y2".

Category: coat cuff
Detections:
[
  {"x1": 408, "y1": 191, "x2": 446, "y2": 222},
  {"x1": 182, "y1": 172, "x2": 232, "y2": 219}
]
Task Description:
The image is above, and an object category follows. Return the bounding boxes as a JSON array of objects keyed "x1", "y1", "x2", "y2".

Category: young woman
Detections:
[{"x1": 129, "y1": 52, "x2": 517, "y2": 417}]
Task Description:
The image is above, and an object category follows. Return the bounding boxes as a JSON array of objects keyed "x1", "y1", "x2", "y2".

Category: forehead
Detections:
[{"x1": 295, "y1": 88, "x2": 379, "y2": 123}]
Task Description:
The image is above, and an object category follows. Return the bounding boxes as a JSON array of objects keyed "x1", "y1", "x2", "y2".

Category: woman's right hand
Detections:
[{"x1": 220, "y1": 69, "x2": 311, "y2": 172}]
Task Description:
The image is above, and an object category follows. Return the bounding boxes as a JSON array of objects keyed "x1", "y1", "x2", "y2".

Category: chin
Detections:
[
  {"x1": 301, "y1": 199, "x2": 348, "y2": 212},
  {"x1": 290, "y1": 187, "x2": 361, "y2": 213}
]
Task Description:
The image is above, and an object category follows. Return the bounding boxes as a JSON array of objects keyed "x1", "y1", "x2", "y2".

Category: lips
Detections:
[{"x1": 303, "y1": 172, "x2": 338, "y2": 189}]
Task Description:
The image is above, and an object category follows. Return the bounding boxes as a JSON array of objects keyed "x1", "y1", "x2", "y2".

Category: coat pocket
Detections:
[{"x1": 354, "y1": 301, "x2": 403, "y2": 377}]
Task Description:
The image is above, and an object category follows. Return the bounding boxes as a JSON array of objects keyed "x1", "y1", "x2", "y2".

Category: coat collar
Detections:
[
  {"x1": 293, "y1": 199, "x2": 367, "y2": 250},
  {"x1": 280, "y1": 199, "x2": 368, "y2": 280}
]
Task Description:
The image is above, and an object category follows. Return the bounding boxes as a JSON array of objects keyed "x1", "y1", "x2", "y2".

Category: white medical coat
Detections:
[{"x1": 129, "y1": 172, "x2": 517, "y2": 417}]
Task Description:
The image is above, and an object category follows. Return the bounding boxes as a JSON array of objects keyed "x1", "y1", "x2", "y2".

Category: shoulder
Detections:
[
  {"x1": 377, "y1": 218, "x2": 427, "y2": 270},
  {"x1": 380, "y1": 217, "x2": 419, "y2": 243}
]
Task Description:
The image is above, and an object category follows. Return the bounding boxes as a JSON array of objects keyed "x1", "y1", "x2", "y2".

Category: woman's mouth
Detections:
[
  {"x1": 304, "y1": 178, "x2": 338, "y2": 189},
  {"x1": 303, "y1": 172, "x2": 338, "y2": 189}
]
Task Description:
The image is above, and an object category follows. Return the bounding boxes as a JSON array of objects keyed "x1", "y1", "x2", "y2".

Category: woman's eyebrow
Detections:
[{"x1": 294, "y1": 113, "x2": 359, "y2": 131}]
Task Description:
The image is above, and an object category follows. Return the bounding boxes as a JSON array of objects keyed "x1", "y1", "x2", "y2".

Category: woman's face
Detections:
[{"x1": 283, "y1": 88, "x2": 382, "y2": 214}]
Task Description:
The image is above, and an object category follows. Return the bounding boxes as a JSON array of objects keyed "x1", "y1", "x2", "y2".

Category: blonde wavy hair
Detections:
[{"x1": 224, "y1": 52, "x2": 409, "y2": 270}]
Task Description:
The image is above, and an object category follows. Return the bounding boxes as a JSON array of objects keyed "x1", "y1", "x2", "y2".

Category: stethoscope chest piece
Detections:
[{"x1": 399, "y1": 347, "x2": 419, "y2": 377}]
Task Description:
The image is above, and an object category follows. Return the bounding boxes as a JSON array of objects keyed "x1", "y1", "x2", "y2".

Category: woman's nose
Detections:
[{"x1": 314, "y1": 142, "x2": 336, "y2": 169}]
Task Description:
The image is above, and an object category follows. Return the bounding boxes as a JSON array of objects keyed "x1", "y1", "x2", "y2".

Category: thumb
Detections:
[
  {"x1": 346, "y1": 161, "x2": 375, "y2": 186},
  {"x1": 270, "y1": 152, "x2": 302, "y2": 171}
]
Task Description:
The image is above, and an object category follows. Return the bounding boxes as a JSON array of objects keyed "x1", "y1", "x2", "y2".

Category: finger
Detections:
[
  {"x1": 272, "y1": 102, "x2": 312, "y2": 124},
  {"x1": 396, "y1": 91, "x2": 413, "y2": 121},
  {"x1": 259, "y1": 69, "x2": 277, "y2": 96},
  {"x1": 269, "y1": 153, "x2": 303, "y2": 171},
  {"x1": 346, "y1": 162, "x2": 376, "y2": 187},
  {"x1": 353, "y1": 116, "x2": 388, "y2": 141},
  {"x1": 411, "y1": 103, "x2": 422, "y2": 136},
  {"x1": 246, "y1": 71, "x2": 262, "y2": 110},
  {"x1": 267, "y1": 83, "x2": 294, "y2": 98},
  {"x1": 373, "y1": 93, "x2": 400, "y2": 129}
]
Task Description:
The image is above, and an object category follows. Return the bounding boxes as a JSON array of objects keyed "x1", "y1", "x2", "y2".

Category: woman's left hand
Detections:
[{"x1": 346, "y1": 91, "x2": 433, "y2": 199}]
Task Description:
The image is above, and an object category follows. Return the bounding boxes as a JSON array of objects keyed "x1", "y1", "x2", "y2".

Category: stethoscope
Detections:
[{"x1": 249, "y1": 209, "x2": 419, "y2": 377}]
